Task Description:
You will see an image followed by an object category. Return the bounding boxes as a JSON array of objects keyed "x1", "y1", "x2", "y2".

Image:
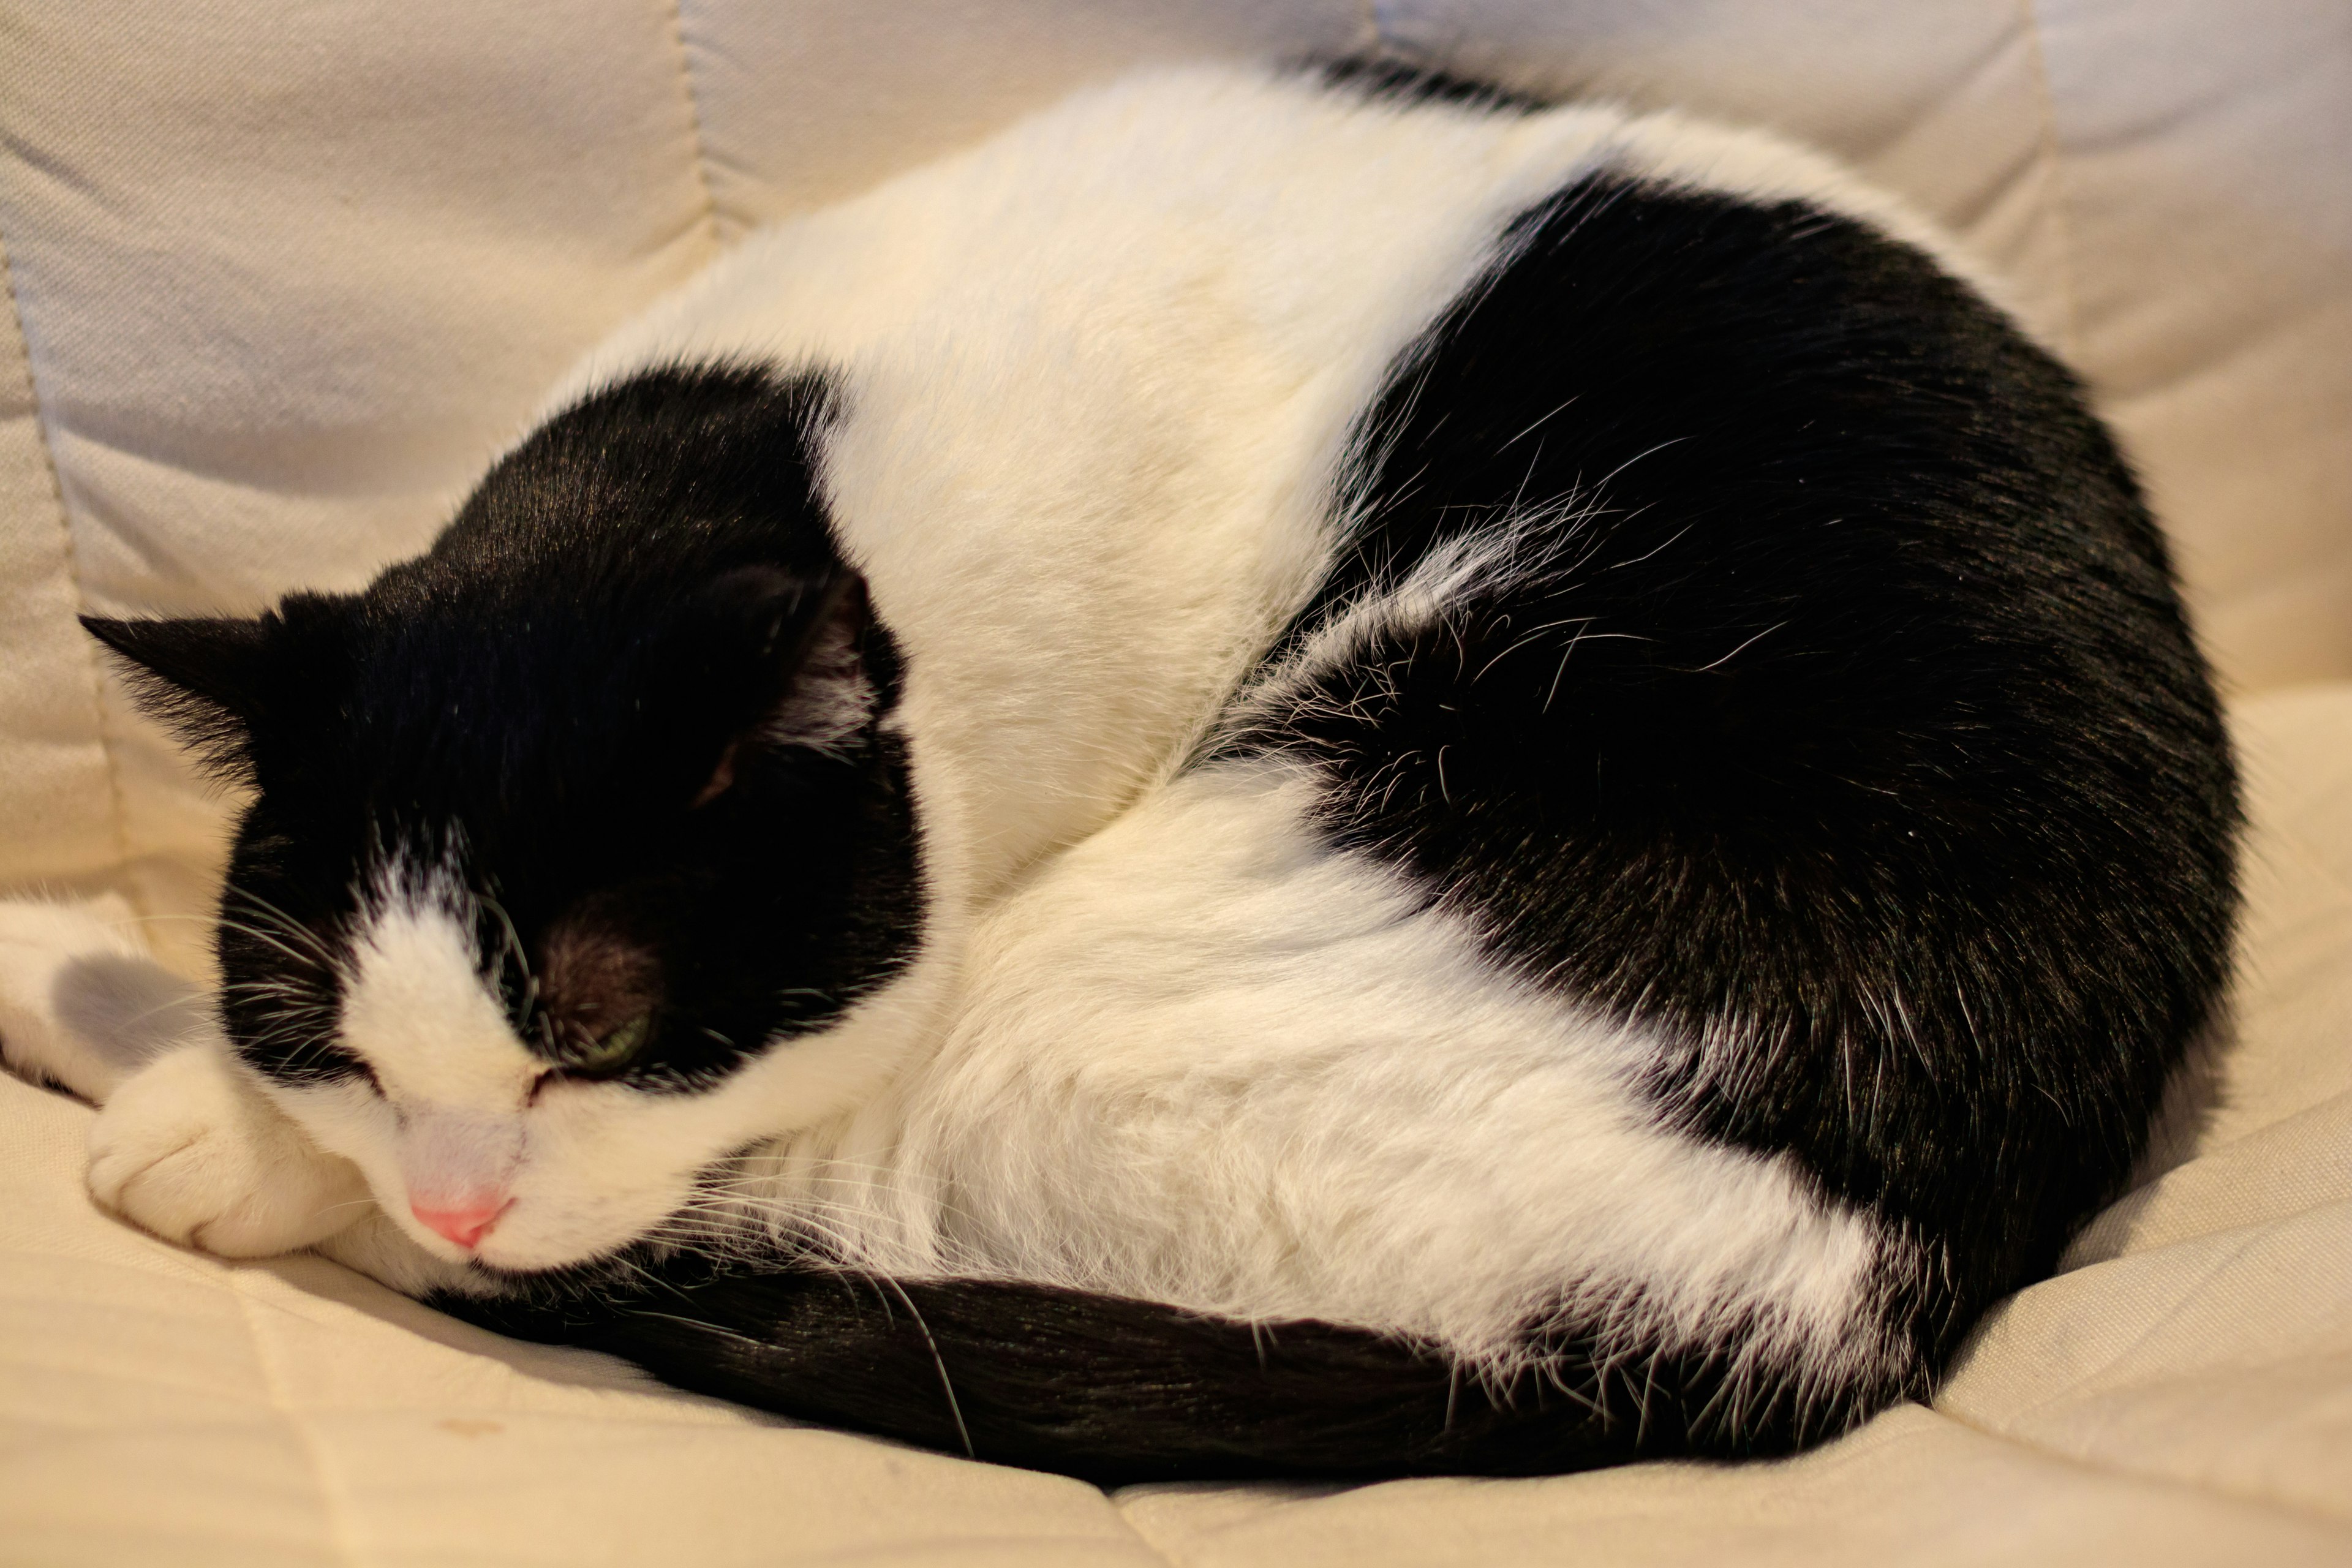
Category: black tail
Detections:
[{"x1": 437, "y1": 1267, "x2": 1872, "y2": 1482}]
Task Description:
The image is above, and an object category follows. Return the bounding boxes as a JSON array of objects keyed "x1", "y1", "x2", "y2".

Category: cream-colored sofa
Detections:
[{"x1": 2, "y1": 3, "x2": 2348, "y2": 1562}]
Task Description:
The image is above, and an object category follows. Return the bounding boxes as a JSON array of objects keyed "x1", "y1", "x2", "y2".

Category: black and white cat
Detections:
[{"x1": 0, "y1": 63, "x2": 2239, "y2": 1481}]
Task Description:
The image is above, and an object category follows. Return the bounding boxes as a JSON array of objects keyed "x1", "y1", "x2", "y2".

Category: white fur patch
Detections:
[
  {"x1": 341, "y1": 856, "x2": 537, "y2": 1110},
  {"x1": 1208, "y1": 505, "x2": 1599, "y2": 754},
  {"x1": 706, "y1": 763, "x2": 1898, "y2": 1398}
]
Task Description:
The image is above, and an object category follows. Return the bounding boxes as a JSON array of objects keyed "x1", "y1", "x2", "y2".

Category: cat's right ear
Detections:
[{"x1": 81, "y1": 615, "x2": 271, "y2": 782}]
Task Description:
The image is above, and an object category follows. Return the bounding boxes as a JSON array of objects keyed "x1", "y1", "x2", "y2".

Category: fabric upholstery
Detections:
[{"x1": 1, "y1": 2, "x2": 2346, "y2": 1561}]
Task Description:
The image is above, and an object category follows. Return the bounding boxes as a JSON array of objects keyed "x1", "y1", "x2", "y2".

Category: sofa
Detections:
[{"x1": 1, "y1": 2, "x2": 2346, "y2": 1562}]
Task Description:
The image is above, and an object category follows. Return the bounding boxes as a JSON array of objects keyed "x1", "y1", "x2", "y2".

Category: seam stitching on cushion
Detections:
[
  {"x1": 665, "y1": 0, "x2": 724, "y2": 250},
  {"x1": 227, "y1": 1268, "x2": 365, "y2": 1567},
  {"x1": 0, "y1": 224, "x2": 144, "y2": 912},
  {"x1": 2016, "y1": 0, "x2": 2083, "y2": 360}
]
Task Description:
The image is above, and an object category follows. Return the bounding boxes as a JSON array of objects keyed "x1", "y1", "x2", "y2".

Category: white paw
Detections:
[
  {"x1": 88, "y1": 1044, "x2": 372, "y2": 1257},
  {"x1": 0, "y1": 895, "x2": 206, "y2": 1104}
]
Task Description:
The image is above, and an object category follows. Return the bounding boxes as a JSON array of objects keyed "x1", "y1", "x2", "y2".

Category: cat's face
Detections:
[{"x1": 86, "y1": 369, "x2": 927, "y2": 1274}]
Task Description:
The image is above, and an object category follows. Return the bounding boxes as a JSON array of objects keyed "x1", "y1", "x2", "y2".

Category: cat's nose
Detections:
[{"x1": 410, "y1": 1195, "x2": 511, "y2": 1250}]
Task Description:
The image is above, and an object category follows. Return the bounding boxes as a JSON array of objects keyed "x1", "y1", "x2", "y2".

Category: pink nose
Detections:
[{"x1": 410, "y1": 1196, "x2": 510, "y2": 1250}]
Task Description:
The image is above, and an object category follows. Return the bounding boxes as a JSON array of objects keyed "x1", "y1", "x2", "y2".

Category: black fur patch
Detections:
[
  {"x1": 437, "y1": 1267, "x2": 1878, "y2": 1483},
  {"x1": 1231, "y1": 174, "x2": 2240, "y2": 1378},
  {"x1": 93, "y1": 365, "x2": 925, "y2": 1093}
]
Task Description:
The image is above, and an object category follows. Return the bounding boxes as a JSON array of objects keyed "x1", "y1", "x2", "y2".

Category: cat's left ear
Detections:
[
  {"x1": 684, "y1": 565, "x2": 892, "y2": 806},
  {"x1": 81, "y1": 614, "x2": 272, "y2": 782}
]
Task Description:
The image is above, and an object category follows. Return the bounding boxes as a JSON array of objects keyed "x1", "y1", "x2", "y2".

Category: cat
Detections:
[{"x1": 0, "y1": 61, "x2": 2239, "y2": 1482}]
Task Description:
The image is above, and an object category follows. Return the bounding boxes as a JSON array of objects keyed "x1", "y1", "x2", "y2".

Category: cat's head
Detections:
[{"x1": 86, "y1": 367, "x2": 929, "y2": 1275}]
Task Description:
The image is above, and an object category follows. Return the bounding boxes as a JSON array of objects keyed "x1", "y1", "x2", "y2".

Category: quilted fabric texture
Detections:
[{"x1": 1, "y1": 2, "x2": 2346, "y2": 1562}]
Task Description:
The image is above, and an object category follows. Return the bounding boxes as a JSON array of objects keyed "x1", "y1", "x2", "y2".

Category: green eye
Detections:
[{"x1": 575, "y1": 1012, "x2": 651, "y2": 1073}]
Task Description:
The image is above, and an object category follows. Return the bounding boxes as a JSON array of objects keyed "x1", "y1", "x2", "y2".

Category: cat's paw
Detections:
[
  {"x1": 88, "y1": 1044, "x2": 371, "y2": 1257},
  {"x1": 0, "y1": 896, "x2": 206, "y2": 1104}
]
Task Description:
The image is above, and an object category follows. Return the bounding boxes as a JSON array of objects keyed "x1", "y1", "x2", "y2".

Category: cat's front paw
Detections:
[
  {"x1": 0, "y1": 896, "x2": 206, "y2": 1103},
  {"x1": 89, "y1": 1045, "x2": 371, "y2": 1257}
]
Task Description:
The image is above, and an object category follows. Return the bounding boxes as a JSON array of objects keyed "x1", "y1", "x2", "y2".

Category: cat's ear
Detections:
[
  {"x1": 684, "y1": 565, "x2": 889, "y2": 807},
  {"x1": 81, "y1": 614, "x2": 273, "y2": 781}
]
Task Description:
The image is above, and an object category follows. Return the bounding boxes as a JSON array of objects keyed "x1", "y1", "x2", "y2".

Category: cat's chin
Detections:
[
  {"x1": 371, "y1": 1218, "x2": 639, "y2": 1283},
  {"x1": 373, "y1": 1197, "x2": 677, "y2": 1278},
  {"x1": 431, "y1": 1233, "x2": 705, "y2": 1299}
]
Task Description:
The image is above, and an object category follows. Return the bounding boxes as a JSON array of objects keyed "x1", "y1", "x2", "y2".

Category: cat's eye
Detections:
[{"x1": 571, "y1": 1011, "x2": 652, "y2": 1074}]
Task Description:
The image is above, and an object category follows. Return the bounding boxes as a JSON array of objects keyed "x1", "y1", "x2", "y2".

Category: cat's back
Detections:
[{"x1": 556, "y1": 65, "x2": 2034, "y2": 893}]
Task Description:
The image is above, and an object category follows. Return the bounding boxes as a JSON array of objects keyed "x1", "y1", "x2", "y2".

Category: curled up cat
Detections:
[{"x1": 0, "y1": 63, "x2": 2239, "y2": 1482}]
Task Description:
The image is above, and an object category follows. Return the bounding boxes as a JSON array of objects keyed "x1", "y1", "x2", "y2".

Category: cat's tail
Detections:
[{"x1": 436, "y1": 1265, "x2": 1918, "y2": 1482}]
